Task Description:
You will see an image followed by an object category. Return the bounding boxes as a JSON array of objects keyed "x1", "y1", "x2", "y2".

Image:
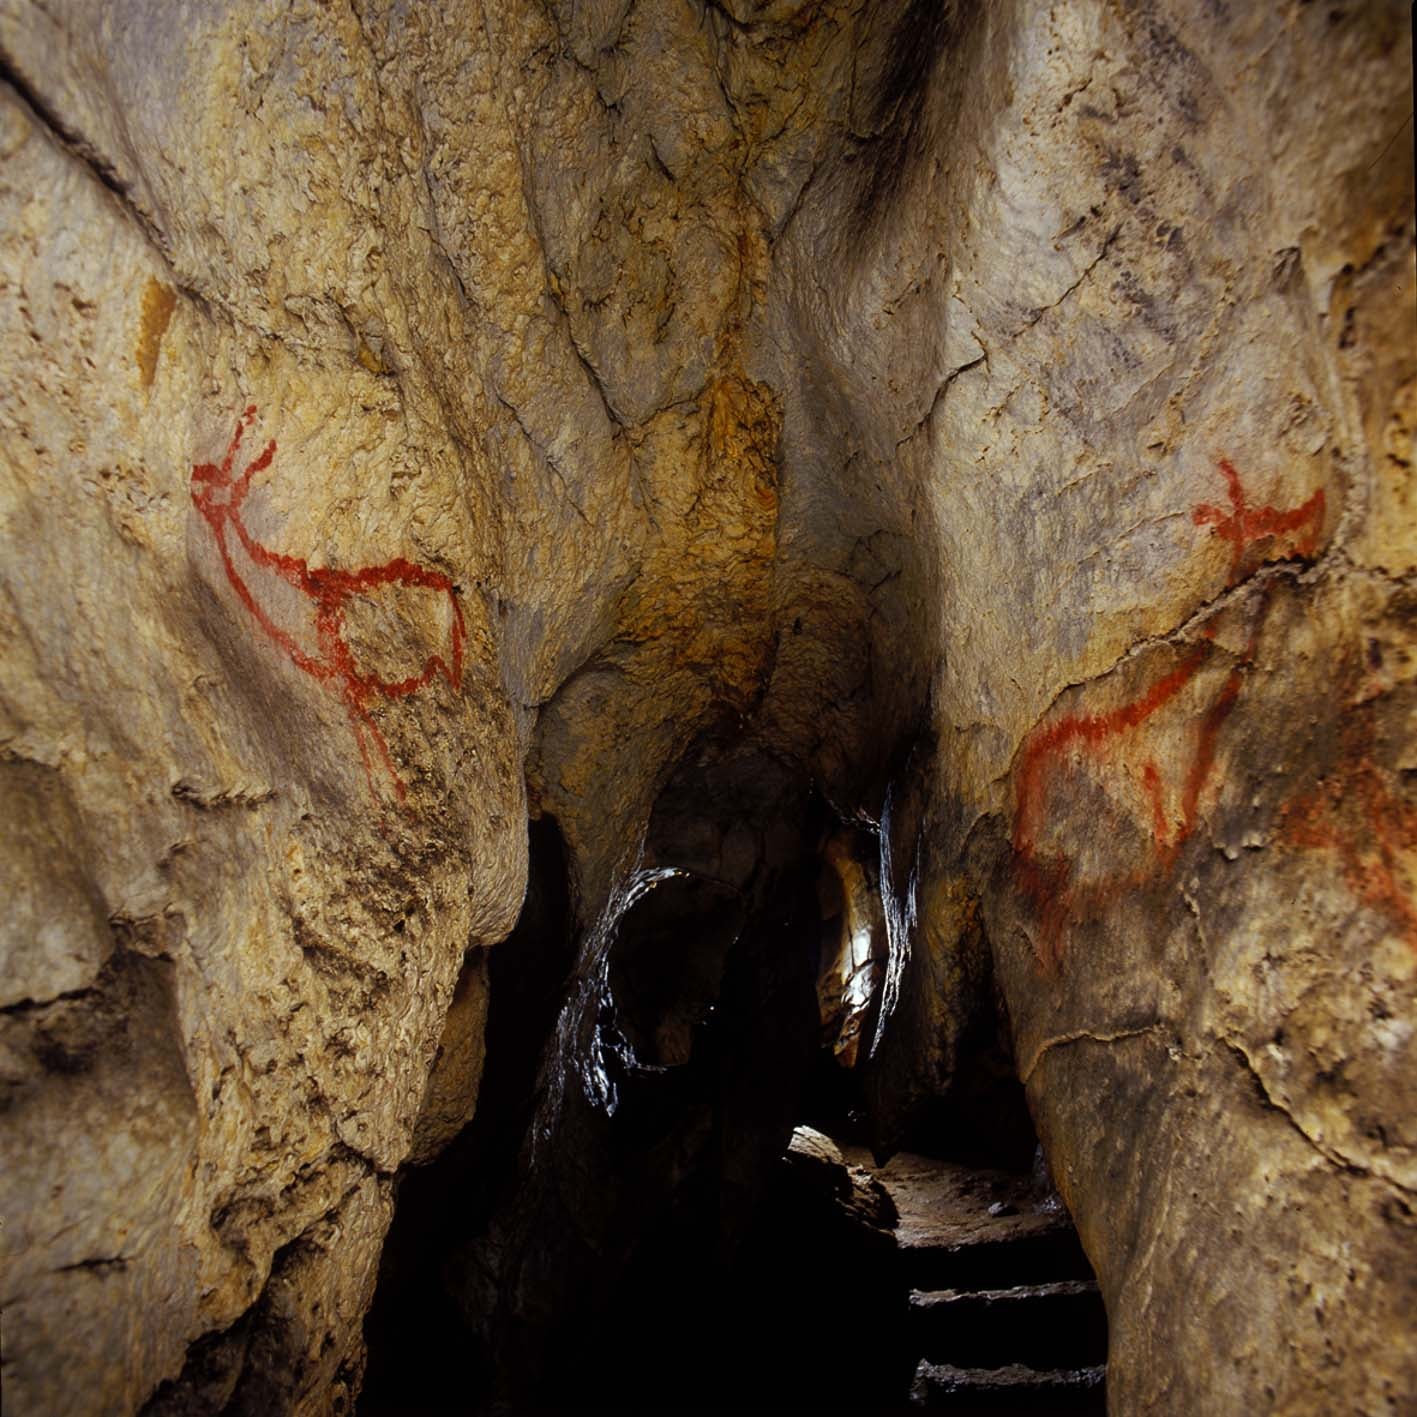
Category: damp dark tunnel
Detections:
[{"x1": 358, "y1": 740, "x2": 1109, "y2": 1417}]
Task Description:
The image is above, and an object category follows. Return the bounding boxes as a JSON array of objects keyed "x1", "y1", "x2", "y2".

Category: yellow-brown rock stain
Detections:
[
  {"x1": 356, "y1": 340, "x2": 386, "y2": 375},
  {"x1": 135, "y1": 278, "x2": 176, "y2": 388},
  {"x1": 617, "y1": 363, "x2": 781, "y2": 717}
]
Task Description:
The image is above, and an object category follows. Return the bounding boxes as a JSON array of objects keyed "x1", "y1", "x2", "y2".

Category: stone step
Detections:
[
  {"x1": 910, "y1": 1359, "x2": 1107, "y2": 1413},
  {"x1": 909, "y1": 1279, "x2": 1108, "y2": 1371},
  {"x1": 898, "y1": 1224, "x2": 1097, "y2": 1293}
]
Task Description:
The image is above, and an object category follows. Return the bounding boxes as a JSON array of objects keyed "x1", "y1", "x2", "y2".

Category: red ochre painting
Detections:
[
  {"x1": 191, "y1": 406, "x2": 466, "y2": 807},
  {"x1": 1191, "y1": 456, "x2": 1325, "y2": 586},
  {"x1": 1281, "y1": 715, "x2": 1417, "y2": 955},
  {"x1": 1012, "y1": 457, "x2": 1327, "y2": 970}
]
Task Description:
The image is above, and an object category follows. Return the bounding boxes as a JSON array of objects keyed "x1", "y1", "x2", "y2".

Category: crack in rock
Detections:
[
  {"x1": 1222, "y1": 1037, "x2": 1416, "y2": 1199},
  {"x1": 1019, "y1": 1021, "x2": 1164, "y2": 1086}
]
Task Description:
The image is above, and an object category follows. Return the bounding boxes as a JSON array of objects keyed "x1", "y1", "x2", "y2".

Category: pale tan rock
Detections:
[
  {"x1": 0, "y1": 11, "x2": 532, "y2": 1410},
  {"x1": 794, "y1": 4, "x2": 1416, "y2": 1412},
  {"x1": 406, "y1": 949, "x2": 489, "y2": 1167}
]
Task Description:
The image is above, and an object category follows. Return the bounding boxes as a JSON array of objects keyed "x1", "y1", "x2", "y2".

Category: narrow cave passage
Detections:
[
  {"x1": 1, "y1": 3, "x2": 1410, "y2": 1413},
  {"x1": 360, "y1": 765, "x2": 1107, "y2": 1416}
]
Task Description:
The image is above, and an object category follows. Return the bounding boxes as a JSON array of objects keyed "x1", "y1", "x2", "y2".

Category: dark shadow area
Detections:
[
  {"x1": 468, "y1": 843, "x2": 827, "y2": 1413},
  {"x1": 359, "y1": 814, "x2": 577, "y2": 1415},
  {"x1": 359, "y1": 760, "x2": 1104, "y2": 1416}
]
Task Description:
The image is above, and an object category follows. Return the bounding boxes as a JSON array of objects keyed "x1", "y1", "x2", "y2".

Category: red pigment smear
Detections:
[
  {"x1": 191, "y1": 406, "x2": 465, "y2": 807},
  {"x1": 1192, "y1": 456, "x2": 1325, "y2": 584},
  {"x1": 1281, "y1": 718, "x2": 1417, "y2": 955},
  {"x1": 1012, "y1": 456, "x2": 1326, "y2": 971},
  {"x1": 1011, "y1": 641, "x2": 1219, "y2": 970}
]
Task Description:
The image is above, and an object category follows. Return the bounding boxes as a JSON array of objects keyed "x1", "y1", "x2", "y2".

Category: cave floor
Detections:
[{"x1": 829, "y1": 1140, "x2": 1109, "y2": 1414}]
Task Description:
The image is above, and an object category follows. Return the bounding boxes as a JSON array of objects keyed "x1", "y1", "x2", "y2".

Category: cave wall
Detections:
[
  {"x1": 0, "y1": 1, "x2": 1412, "y2": 1413},
  {"x1": 797, "y1": 5, "x2": 1417, "y2": 1413}
]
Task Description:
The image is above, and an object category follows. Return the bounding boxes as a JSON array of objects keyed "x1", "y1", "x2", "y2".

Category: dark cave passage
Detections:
[{"x1": 359, "y1": 772, "x2": 1107, "y2": 1417}]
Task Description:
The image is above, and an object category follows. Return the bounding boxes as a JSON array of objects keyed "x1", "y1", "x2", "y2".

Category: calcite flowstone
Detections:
[{"x1": 1, "y1": 1, "x2": 1413, "y2": 1414}]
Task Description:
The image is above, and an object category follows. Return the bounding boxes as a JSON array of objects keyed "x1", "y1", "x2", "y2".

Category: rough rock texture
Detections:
[
  {"x1": 0, "y1": 1, "x2": 1413, "y2": 1414},
  {"x1": 829, "y1": 6, "x2": 1417, "y2": 1414},
  {"x1": 786, "y1": 1124, "x2": 899, "y2": 1230}
]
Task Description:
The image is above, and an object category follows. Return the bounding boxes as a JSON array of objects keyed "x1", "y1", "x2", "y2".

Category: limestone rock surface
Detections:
[{"x1": 0, "y1": 1, "x2": 1413, "y2": 1414}]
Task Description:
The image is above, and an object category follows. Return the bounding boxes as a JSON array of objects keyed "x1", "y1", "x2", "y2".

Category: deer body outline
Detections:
[
  {"x1": 191, "y1": 406, "x2": 466, "y2": 805},
  {"x1": 1011, "y1": 455, "x2": 1327, "y2": 968}
]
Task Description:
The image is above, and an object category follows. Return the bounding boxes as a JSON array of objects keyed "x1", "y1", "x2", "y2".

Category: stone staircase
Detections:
[{"x1": 838, "y1": 1143, "x2": 1109, "y2": 1414}]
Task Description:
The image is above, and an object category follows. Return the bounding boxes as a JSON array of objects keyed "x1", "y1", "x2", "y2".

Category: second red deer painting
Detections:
[{"x1": 1011, "y1": 456, "x2": 1329, "y2": 969}]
